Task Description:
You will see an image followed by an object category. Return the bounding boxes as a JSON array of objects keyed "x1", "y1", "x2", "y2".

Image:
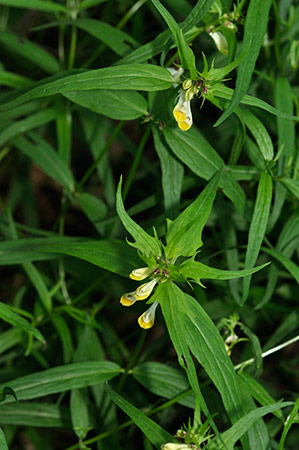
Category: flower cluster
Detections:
[{"x1": 120, "y1": 260, "x2": 169, "y2": 329}]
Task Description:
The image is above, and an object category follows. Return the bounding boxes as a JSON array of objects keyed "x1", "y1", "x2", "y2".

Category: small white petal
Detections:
[
  {"x1": 135, "y1": 279, "x2": 158, "y2": 300},
  {"x1": 209, "y1": 31, "x2": 228, "y2": 55},
  {"x1": 129, "y1": 267, "x2": 153, "y2": 281}
]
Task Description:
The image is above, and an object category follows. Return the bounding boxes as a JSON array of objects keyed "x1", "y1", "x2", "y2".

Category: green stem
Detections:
[
  {"x1": 123, "y1": 122, "x2": 153, "y2": 201},
  {"x1": 117, "y1": 331, "x2": 147, "y2": 391},
  {"x1": 68, "y1": 25, "x2": 77, "y2": 70}
]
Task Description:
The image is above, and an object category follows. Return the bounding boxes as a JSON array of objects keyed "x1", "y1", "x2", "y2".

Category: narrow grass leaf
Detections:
[
  {"x1": 278, "y1": 396, "x2": 299, "y2": 450},
  {"x1": 75, "y1": 18, "x2": 137, "y2": 56},
  {"x1": 0, "y1": 71, "x2": 32, "y2": 89},
  {"x1": 242, "y1": 171, "x2": 272, "y2": 303},
  {"x1": 0, "y1": 65, "x2": 174, "y2": 111},
  {"x1": 280, "y1": 178, "x2": 299, "y2": 200},
  {"x1": 165, "y1": 171, "x2": 221, "y2": 258},
  {"x1": 0, "y1": 403, "x2": 72, "y2": 428},
  {"x1": 153, "y1": 128, "x2": 184, "y2": 219},
  {"x1": 219, "y1": 401, "x2": 292, "y2": 449},
  {"x1": 0, "y1": 361, "x2": 121, "y2": 404},
  {"x1": 64, "y1": 89, "x2": 148, "y2": 120},
  {"x1": 23, "y1": 262, "x2": 52, "y2": 312},
  {"x1": 0, "y1": 31, "x2": 61, "y2": 74},
  {"x1": 215, "y1": 0, "x2": 272, "y2": 126},
  {"x1": 239, "y1": 108, "x2": 273, "y2": 161},
  {"x1": 106, "y1": 384, "x2": 174, "y2": 448},
  {"x1": 13, "y1": 134, "x2": 75, "y2": 192},
  {"x1": 261, "y1": 247, "x2": 299, "y2": 284},
  {"x1": 52, "y1": 315, "x2": 74, "y2": 364},
  {"x1": 116, "y1": 178, "x2": 161, "y2": 258},
  {"x1": 80, "y1": 0, "x2": 107, "y2": 8},
  {"x1": 0, "y1": 301, "x2": 45, "y2": 344},
  {"x1": 133, "y1": 362, "x2": 194, "y2": 409},
  {"x1": 70, "y1": 388, "x2": 89, "y2": 440},
  {"x1": 76, "y1": 193, "x2": 107, "y2": 235},
  {"x1": 0, "y1": 0, "x2": 67, "y2": 12},
  {"x1": 182, "y1": 0, "x2": 215, "y2": 30}
]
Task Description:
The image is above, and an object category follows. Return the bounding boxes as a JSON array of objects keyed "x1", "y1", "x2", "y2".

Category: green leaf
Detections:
[
  {"x1": 75, "y1": 18, "x2": 137, "y2": 56},
  {"x1": 239, "y1": 372, "x2": 284, "y2": 421},
  {"x1": 23, "y1": 262, "x2": 52, "y2": 312},
  {"x1": 242, "y1": 171, "x2": 273, "y2": 303},
  {"x1": 0, "y1": 301, "x2": 45, "y2": 345},
  {"x1": 163, "y1": 126, "x2": 223, "y2": 180},
  {"x1": 70, "y1": 389, "x2": 89, "y2": 440},
  {"x1": 116, "y1": 178, "x2": 161, "y2": 259},
  {"x1": 275, "y1": 77, "x2": 295, "y2": 172},
  {"x1": 79, "y1": 0, "x2": 107, "y2": 8},
  {"x1": 0, "y1": 428, "x2": 8, "y2": 450},
  {"x1": 178, "y1": 259, "x2": 269, "y2": 284},
  {"x1": 215, "y1": 0, "x2": 272, "y2": 126},
  {"x1": 165, "y1": 171, "x2": 221, "y2": 258},
  {"x1": 150, "y1": 0, "x2": 197, "y2": 78},
  {"x1": 212, "y1": 84, "x2": 298, "y2": 121},
  {"x1": 183, "y1": 0, "x2": 216, "y2": 30},
  {"x1": 0, "y1": 109, "x2": 57, "y2": 148},
  {"x1": 0, "y1": 0, "x2": 67, "y2": 12},
  {"x1": 221, "y1": 168, "x2": 247, "y2": 217},
  {"x1": 280, "y1": 177, "x2": 299, "y2": 200},
  {"x1": 76, "y1": 192, "x2": 107, "y2": 235},
  {"x1": 278, "y1": 396, "x2": 299, "y2": 450},
  {"x1": 261, "y1": 247, "x2": 299, "y2": 284},
  {"x1": 64, "y1": 89, "x2": 148, "y2": 120},
  {"x1": 0, "y1": 65, "x2": 174, "y2": 111},
  {"x1": 132, "y1": 362, "x2": 194, "y2": 409},
  {"x1": 52, "y1": 315, "x2": 74, "y2": 364},
  {"x1": 238, "y1": 108, "x2": 274, "y2": 161},
  {"x1": 0, "y1": 387, "x2": 17, "y2": 403},
  {"x1": 0, "y1": 237, "x2": 140, "y2": 276},
  {"x1": 0, "y1": 31, "x2": 61, "y2": 74},
  {"x1": 0, "y1": 70, "x2": 32, "y2": 89},
  {"x1": 106, "y1": 384, "x2": 174, "y2": 449},
  {"x1": 12, "y1": 134, "x2": 75, "y2": 192},
  {"x1": 0, "y1": 402, "x2": 71, "y2": 428},
  {"x1": 152, "y1": 127, "x2": 184, "y2": 219},
  {"x1": 0, "y1": 361, "x2": 121, "y2": 404},
  {"x1": 218, "y1": 401, "x2": 292, "y2": 449}
]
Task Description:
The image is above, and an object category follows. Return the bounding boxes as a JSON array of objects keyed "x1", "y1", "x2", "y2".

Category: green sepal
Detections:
[{"x1": 116, "y1": 178, "x2": 162, "y2": 259}]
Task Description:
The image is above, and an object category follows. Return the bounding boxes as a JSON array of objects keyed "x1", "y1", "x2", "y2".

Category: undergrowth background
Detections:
[{"x1": 0, "y1": 0, "x2": 298, "y2": 449}]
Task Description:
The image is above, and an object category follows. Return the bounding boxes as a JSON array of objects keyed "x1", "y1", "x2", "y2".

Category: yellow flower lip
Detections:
[
  {"x1": 138, "y1": 301, "x2": 159, "y2": 330},
  {"x1": 129, "y1": 267, "x2": 153, "y2": 281},
  {"x1": 135, "y1": 279, "x2": 158, "y2": 300},
  {"x1": 120, "y1": 292, "x2": 137, "y2": 307},
  {"x1": 173, "y1": 90, "x2": 193, "y2": 132}
]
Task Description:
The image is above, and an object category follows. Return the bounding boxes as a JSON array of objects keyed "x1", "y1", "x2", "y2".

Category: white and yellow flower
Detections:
[
  {"x1": 209, "y1": 30, "x2": 228, "y2": 55},
  {"x1": 173, "y1": 89, "x2": 193, "y2": 132},
  {"x1": 135, "y1": 278, "x2": 158, "y2": 300},
  {"x1": 138, "y1": 301, "x2": 159, "y2": 329},
  {"x1": 129, "y1": 267, "x2": 154, "y2": 281},
  {"x1": 161, "y1": 444, "x2": 190, "y2": 450}
]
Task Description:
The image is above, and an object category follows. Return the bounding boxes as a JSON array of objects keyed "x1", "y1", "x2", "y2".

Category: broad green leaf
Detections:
[
  {"x1": 242, "y1": 171, "x2": 272, "y2": 303},
  {"x1": 218, "y1": 401, "x2": 292, "y2": 449},
  {"x1": 0, "y1": 237, "x2": 140, "y2": 276},
  {"x1": 163, "y1": 126, "x2": 223, "y2": 180},
  {"x1": 275, "y1": 77, "x2": 295, "y2": 172},
  {"x1": 0, "y1": 301, "x2": 45, "y2": 344},
  {"x1": 0, "y1": 65, "x2": 174, "y2": 111},
  {"x1": 0, "y1": 361, "x2": 121, "y2": 404},
  {"x1": 178, "y1": 259, "x2": 269, "y2": 284},
  {"x1": 238, "y1": 108, "x2": 273, "y2": 161},
  {"x1": 0, "y1": 429, "x2": 8, "y2": 450},
  {"x1": 12, "y1": 134, "x2": 75, "y2": 192},
  {"x1": 132, "y1": 362, "x2": 194, "y2": 409},
  {"x1": 0, "y1": 0, "x2": 67, "y2": 12},
  {"x1": 0, "y1": 403, "x2": 71, "y2": 428},
  {"x1": 212, "y1": 84, "x2": 298, "y2": 121},
  {"x1": 165, "y1": 171, "x2": 221, "y2": 258},
  {"x1": 278, "y1": 396, "x2": 299, "y2": 450},
  {"x1": 0, "y1": 109, "x2": 57, "y2": 147},
  {"x1": 76, "y1": 192, "x2": 107, "y2": 235},
  {"x1": 0, "y1": 31, "x2": 61, "y2": 74},
  {"x1": 70, "y1": 389, "x2": 89, "y2": 440},
  {"x1": 150, "y1": 0, "x2": 197, "y2": 78},
  {"x1": 64, "y1": 89, "x2": 148, "y2": 120},
  {"x1": 75, "y1": 18, "x2": 137, "y2": 56},
  {"x1": 116, "y1": 178, "x2": 161, "y2": 259},
  {"x1": 239, "y1": 373, "x2": 284, "y2": 421},
  {"x1": 182, "y1": 292, "x2": 270, "y2": 449},
  {"x1": 153, "y1": 127, "x2": 184, "y2": 219},
  {"x1": 215, "y1": 0, "x2": 272, "y2": 126},
  {"x1": 106, "y1": 384, "x2": 174, "y2": 449}
]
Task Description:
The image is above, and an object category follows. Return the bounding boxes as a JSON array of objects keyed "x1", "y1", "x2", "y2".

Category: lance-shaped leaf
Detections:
[
  {"x1": 106, "y1": 384, "x2": 174, "y2": 449},
  {"x1": 215, "y1": 0, "x2": 272, "y2": 126},
  {"x1": 242, "y1": 171, "x2": 273, "y2": 303},
  {"x1": 116, "y1": 178, "x2": 161, "y2": 259},
  {"x1": 238, "y1": 108, "x2": 273, "y2": 161},
  {"x1": 165, "y1": 171, "x2": 221, "y2": 258},
  {"x1": 150, "y1": 0, "x2": 197, "y2": 79},
  {"x1": 177, "y1": 259, "x2": 269, "y2": 285}
]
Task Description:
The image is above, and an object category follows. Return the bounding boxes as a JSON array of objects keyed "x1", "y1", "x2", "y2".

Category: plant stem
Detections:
[{"x1": 68, "y1": 25, "x2": 77, "y2": 70}]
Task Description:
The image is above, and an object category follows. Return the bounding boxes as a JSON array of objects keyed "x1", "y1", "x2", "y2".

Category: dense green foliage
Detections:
[{"x1": 0, "y1": 0, "x2": 298, "y2": 449}]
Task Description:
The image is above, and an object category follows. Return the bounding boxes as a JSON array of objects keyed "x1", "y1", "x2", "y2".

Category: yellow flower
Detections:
[
  {"x1": 129, "y1": 267, "x2": 154, "y2": 281},
  {"x1": 173, "y1": 90, "x2": 193, "y2": 131},
  {"x1": 138, "y1": 301, "x2": 159, "y2": 329},
  {"x1": 135, "y1": 279, "x2": 158, "y2": 300},
  {"x1": 120, "y1": 291, "x2": 137, "y2": 307},
  {"x1": 161, "y1": 444, "x2": 190, "y2": 450}
]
